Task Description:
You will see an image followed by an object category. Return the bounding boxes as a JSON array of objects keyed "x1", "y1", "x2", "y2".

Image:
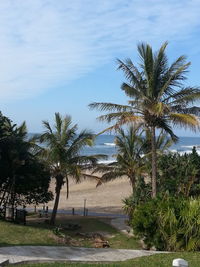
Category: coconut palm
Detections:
[
  {"x1": 95, "y1": 126, "x2": 145, "y2": 192},
  {"x1": 89, "y1": 42, "x2": 200, "y2": 197},
  {"x1": 39, "y1": 113, "x2": 104, "y2": 225}
]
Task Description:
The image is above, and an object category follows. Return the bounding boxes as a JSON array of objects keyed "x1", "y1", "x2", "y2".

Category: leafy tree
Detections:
[
  {"x1": 0, "y1": 114, "x2": 52, "y2": 217},
  {"x1": 89, "y1": 42, "x2": 200, "y2": 198},
  {"x1": 38, "y1": 112, "x2": 104, "y2": 225}
]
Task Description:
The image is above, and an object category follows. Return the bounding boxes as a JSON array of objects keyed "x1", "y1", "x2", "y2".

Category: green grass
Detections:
[
  {"x1": 0, "y1": 220, "x2": 57, "y2": 246},
  {"x1": 16, "y1": 252, "x2": 200, "y2": 267},
  {"x1": 0, "y1": 216, "x2": 140, "y2": 249}
]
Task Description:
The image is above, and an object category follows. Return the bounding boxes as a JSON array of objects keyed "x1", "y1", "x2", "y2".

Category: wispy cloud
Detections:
[{"x1": 0, "y1": 0, "x2": 200, "y2": 101}]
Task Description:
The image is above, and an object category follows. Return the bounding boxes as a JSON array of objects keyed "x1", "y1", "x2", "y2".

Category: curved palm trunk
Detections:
[
  {"x1": 151, "y1": 126, "x2": 157, "y2": 198},
  {"x1": 50, "y1": 175, "x2": 63, "y2": 225}
]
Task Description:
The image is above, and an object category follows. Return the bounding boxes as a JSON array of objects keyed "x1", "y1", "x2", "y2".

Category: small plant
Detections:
[{"x1": 53, "y1": 225, "x2": 65, "y2": 238}]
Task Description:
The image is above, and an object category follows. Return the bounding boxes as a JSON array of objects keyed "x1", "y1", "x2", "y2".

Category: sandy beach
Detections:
[{"x1": 45, "y1": 177, "x2": 132, "y2": 215}]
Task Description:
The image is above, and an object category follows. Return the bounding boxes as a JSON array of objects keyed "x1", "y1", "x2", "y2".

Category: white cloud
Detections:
[{"x1": 0, "y1": 0, "x2": 200, "y2": 101}]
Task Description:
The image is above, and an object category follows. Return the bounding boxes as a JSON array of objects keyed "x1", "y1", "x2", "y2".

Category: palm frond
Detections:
[
  {"x1": 97, "y1": 111, "x2": 140, "y2": 123},
  {"x1": 165, "y1": 87, "x2": 200, "y2": 105},
  {"x1": 42, "y1": 120, "x2": 53, "y2": 134},
  {"x1": 137, "y1": 42, "x2": 154, "y2": 87},
  {"x1": 169, "y1": 113, "x2": 200, "y2": 131},
  {"x1": 121, "y1": 82, "x2": 141, "y2": 99},
  {"x1": 159, "y1": 62, "x2": 191, "y2": 98},
  {"x1": 89, "y1": 102, "x2": 132, "y2": 112},
  {"x1": 117, "y1": 58, "x2": 143, "y2": 89},
  {"x1": 66, "y1": 130, "x2": 94, "y2": 157},
  {"x1": 155, "y1": 119, "x2": 178, "y2": 142},
  {"x1": 54, "y1": 112, "x2": 63, "y2": 137},
  {"x1": 182, "y1": 106, "x2": 200, "y2": 116}
]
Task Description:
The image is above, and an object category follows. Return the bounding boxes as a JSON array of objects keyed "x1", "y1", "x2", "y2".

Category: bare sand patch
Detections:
[{"x1": 46, "y1": 177, "x2": 132, "y2": 214}]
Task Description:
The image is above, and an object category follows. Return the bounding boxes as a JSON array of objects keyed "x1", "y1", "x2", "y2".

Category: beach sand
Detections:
[{"x1": 45, "y1": 177, "x2": 132, "y2": 215}]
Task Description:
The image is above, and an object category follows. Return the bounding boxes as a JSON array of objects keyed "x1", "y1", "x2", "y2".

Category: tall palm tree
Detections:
[
  {"x1": 39, "y1": 113, "x2": 103, "y2": 225},
  {"x1": 89, "y1": 42, "x2": 200, "y2": 198}
]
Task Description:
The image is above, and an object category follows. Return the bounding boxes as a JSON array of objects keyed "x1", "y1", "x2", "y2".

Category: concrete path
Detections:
[{"x1": 0, "y1": 246, "x2": 165, "y2": 264}]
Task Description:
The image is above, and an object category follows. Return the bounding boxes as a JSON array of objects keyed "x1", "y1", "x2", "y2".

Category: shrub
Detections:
[
  {"x1": 131, "y1": 196, "x2": 200, "y2": 251},
  {"x1": 122, "y1": 177, "x2": 151, "y2": 222}
]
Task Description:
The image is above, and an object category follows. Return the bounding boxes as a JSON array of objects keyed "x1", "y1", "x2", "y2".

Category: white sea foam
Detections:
[
  {"x1": 178, "y1": 150, "x2": 200, "y2": 156},
  {"x1": 98, "y1": 159, "x2": 116, "y2": 164},
  {"x1": 181, "y1": 145, "x2": 199, "y2": 149},
  {"x1": 170, "y1": 149, "x2": 177, "y2": 153},
  {"x1": 103, "y1": 143, "x2": 116, "y2": 146}
]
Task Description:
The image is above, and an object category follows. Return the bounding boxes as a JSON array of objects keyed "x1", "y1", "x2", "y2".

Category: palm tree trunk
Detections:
[
  {"x1": 130, "y1": 175, "x2": 135, "y2": 194},
  {"x1": 151, "y1": 126, "x2": 157, "y2": 198},
  {"x1": 50, "y1": 175, "x2": 63, "y2": 225},
  {"x1": 66, "y1": 176, "x2": 69, "y2": 199}
]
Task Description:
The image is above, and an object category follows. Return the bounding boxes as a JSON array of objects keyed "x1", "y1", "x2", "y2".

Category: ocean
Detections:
[{"x1": 82, "y1": 135, "x2": 200, "y2": 163}]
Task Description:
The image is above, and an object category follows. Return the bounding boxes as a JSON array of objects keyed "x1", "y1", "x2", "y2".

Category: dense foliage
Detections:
[
  {"x1": 157, "y1": 147, "x2": 200, "y2": 197},
  {"x1": 0, "y1": 112, "x2": 53, "y2": 213},
  {"x1": 131, "y1": 196, "x2": 200, "y2": 251},
  {"x1": 122, "y1": 145, "x2": 200, "y2": 251}
]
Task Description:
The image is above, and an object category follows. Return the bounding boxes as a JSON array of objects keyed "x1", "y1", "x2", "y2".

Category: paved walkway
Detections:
[{"x1": 0, "y1": 246, "x2": 165, "y2": 265}]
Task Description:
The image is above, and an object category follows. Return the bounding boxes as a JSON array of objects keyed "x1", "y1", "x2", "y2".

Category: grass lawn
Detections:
[
  {"x1": 16, "y1": 252, "x2": 200, "y2": 267},
  {"x1": 0, "y1": 215, "x2": 140, "y2": 249},
  {"x1": 0, "y1": 220, "x2": 57, "y2": 246}
]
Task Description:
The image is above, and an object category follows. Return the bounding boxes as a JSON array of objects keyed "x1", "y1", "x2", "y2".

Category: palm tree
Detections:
[
  {"x1": 95, "y1": 126, "x2": 145, "y2": 192},
  {"x1": 95, "y1": 128, "x2": 173, "y2": 193},
  {"x1": 89, "y1": 42, "x2": 200, "y2": 198},
  {"x1": 39, "y1": 113, "x2": 103, "y2": 225}
]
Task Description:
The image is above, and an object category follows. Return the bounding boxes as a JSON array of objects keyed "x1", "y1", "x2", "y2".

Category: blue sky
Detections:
[{"x1": 1, "y1": 0, "x2": 200, "y2": 136}]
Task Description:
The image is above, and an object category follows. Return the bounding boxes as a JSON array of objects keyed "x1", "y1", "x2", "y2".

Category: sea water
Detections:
[
  {"x1": 30, "y1": 133, "x2": 200, "y2": 163},
  {"x1": 82, "y1": 135, "x2": 200, "y2": 163}
]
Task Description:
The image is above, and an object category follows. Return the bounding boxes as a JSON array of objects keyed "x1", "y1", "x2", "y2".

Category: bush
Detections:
[
  {"x1": 122, "y1": 177, "x2": 151, "y2": 222},
  {"x1": 131, "y1": 196, "x2": 200, "y2": 251}
]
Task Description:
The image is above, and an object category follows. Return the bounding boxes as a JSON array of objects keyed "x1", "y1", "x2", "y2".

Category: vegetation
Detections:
[
  {"x1": 0, "y1": 216, "x2": 140, "y2": 249},
  {"x1": 123, "y1": 146, "x2": 200, "y2": 220},
  {"x1": 131, "y1": 196, "x2": 200, "y2": 251},
  {"x1": 38, "y1": 113, "x2": 105, "y2": 225},
  {"x1": 0, "y1": 112, "x2": 52, "y2": 218},
  {"x1": 0, "y1": 220, "x2": 58, "y2": 246},
  {"x1": 1, "y1": 41, "x2": 200, "y2": 256},
  {"x1": 89, "y1": 41, "x2": 200, "y2": 197},
  {"x1": 95, "y1": 126, "x2": 146, "y2": 191},
  {"x1": 157, "y1": 147, "x2": 200, "y2": 197},
  {"x1": 16, "y1": 252, "x2": 200, "y2": 267}
]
